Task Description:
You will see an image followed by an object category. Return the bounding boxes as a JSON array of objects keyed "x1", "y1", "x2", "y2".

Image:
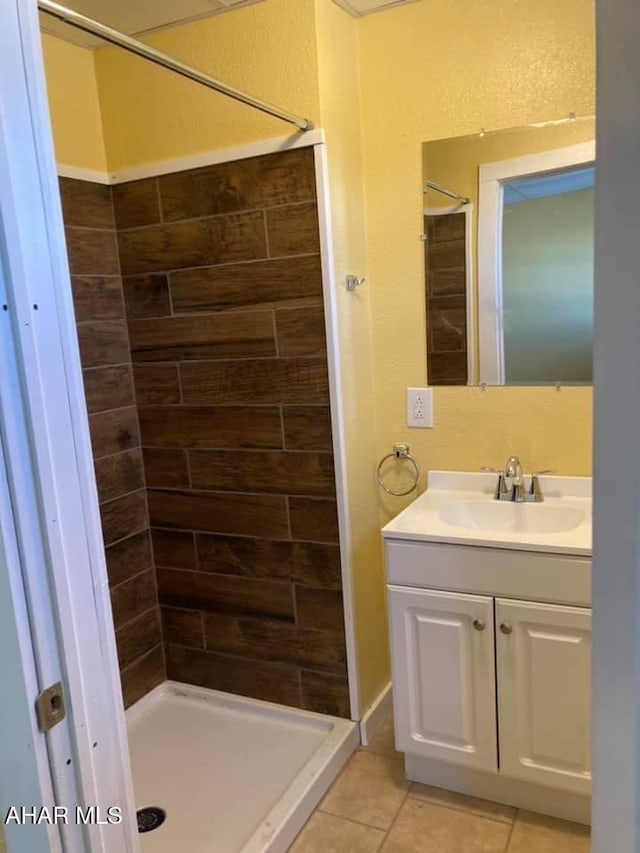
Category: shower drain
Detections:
[{"x1": 137, "y1": 807, "x2": 166, "y2": 833}]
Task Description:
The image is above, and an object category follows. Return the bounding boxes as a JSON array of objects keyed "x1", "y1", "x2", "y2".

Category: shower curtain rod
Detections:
[
  {"x1": 37, "y1": 0, "x2": 314, "y2": 132},
  {"x1": 424, "y1": 180, "x2": 470, "y2": 206}
]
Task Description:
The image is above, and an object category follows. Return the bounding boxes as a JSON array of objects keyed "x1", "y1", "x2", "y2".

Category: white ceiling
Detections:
[
  {"x1": 504, "y1": 166, "x2": 596, "y2": 205},
  {"x1": 332, "y1": 0, "x2": 420, "y2": 16},
  {"x1": 39, "y1": 0, "x2": 422, "y2": 48},
  {"x1": 39, "y1": 0, "x2": 266, "y2": 49}
]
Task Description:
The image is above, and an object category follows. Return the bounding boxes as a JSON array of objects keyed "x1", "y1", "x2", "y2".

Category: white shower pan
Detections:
[{"x1": 126, "y1": 681, "x2": 358, "y2": 853}]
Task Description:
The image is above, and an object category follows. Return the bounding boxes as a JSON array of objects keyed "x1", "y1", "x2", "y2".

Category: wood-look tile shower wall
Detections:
[
  {"x1": 424, "y1": 212, "x2": 468, "y2": 385},
  {"x1": 112, "y1": 147, "x2": 349, "y2": 717},
  {"x1": 60, "y1": 178, "x2": 164, "y2": 708}
]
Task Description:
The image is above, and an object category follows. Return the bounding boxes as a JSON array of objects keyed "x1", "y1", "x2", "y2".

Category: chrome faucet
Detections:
[
  {"x1": 504, "y1": 455, "x2": 526, "y2": 502},
  {"x1": 482, "y1": 457, "x2": 555, "y2": 503}
]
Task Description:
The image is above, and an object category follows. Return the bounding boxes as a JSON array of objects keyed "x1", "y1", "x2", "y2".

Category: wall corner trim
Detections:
[
  {"x1": 57, "y1": 129, "x2": 327, "y2": 187},
  {"x1": 358, "y1": 681, "x2": 393, "y2": 745},
  {"x1": 56, "y1": 163, "x2": 111, "y2": 184}
]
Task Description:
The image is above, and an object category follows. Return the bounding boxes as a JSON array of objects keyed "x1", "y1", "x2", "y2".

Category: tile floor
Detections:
[{"x1": 289, "y1": 716, "x2": 591, "y2": 852}]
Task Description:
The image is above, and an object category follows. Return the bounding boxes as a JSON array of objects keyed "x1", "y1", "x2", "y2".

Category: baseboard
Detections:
[
  {"x1": 405, "y1": 753, "x2": 591, "y2": 826},
  {"x1": 358, "y1": 681, "x2": 393, "y2": 746}
]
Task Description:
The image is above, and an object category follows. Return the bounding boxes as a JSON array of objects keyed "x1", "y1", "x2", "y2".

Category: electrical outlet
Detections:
[{"x1": 407, "y1": 387, "x2": 433, "y2": 428}]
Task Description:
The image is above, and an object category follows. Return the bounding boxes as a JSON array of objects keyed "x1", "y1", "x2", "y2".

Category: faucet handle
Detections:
[
  {"x1": 528, "y1": 469, "x2": 556, "y2": 502},
  {"x1": 481, "y1": 467, "x2": 507, "y2": 499}
]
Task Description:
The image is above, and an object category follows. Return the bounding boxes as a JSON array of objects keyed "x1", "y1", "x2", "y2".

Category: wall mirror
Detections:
[{"x1": 422, "y1": 116, "x2": 595, "y2": 386}]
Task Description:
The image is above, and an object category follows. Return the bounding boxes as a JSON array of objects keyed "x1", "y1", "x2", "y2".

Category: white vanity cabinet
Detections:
[
  {"x1": 385, "y1": 541, "x2": 592, "y2": 823},
  {"x1": 382, "y1": 470, "x2": 592, "y2": 823},
  {"x1": 495, "y1": 598, "x2": 591, "y2": 794},
  {"x1": 388, "y1": 587, "x2": 498, "y2": 772},
  {"x1": 389, "y1": 585, "x2": 591, "y2": 797}
]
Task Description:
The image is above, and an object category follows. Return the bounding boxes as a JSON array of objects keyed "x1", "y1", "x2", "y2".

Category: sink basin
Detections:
[
  {"x1": 438, "y1": 500, "x2": 585, "y2": 534},
  {"x1": 382, "y1": 471, "x2": 592, "y2": 555}
]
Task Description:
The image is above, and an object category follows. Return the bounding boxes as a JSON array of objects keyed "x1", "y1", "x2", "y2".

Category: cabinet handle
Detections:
[
  {"x1": 500, "y1": 622, "x2": 513, "y2": 635},
  {"x1": 473, "y1": 618, "x2": 486, "y2": 631}
]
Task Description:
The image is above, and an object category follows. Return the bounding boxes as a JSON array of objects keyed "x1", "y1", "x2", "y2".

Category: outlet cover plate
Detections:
[{"x1": 407, "y1": 387, "x2": 433, "y2": 428}]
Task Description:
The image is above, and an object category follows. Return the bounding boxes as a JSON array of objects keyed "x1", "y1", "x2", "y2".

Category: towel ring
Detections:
[{"x1": 377, "y1": 444, "x2": 420, "y2": 497}]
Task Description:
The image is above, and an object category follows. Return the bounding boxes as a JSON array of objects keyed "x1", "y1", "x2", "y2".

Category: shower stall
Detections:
[
  {"x1": 59, "y1": 146, "x2": 351, "y2": 716},
  {"x1": 58, "y1": 141, "x2": 359, "y2": 850}
]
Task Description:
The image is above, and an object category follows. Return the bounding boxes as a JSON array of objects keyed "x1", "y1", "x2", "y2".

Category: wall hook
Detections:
[{"x1": 345, "y1": 275, "x2": 365, "y2": 291}]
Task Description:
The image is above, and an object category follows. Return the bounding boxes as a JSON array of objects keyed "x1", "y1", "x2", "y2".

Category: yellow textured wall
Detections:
[
  {"x1": 41, "y1": 33, "x2": 107, "y2": 171},
  {"x1": 314, "y1": 0, "x2": 389, "y2": 710},
  {"x1": 358, "y1": 0, "x2": 595, "y2": 527},
  {"x1": 93, "y1": 0, "x2": 320, "y2": 171}
]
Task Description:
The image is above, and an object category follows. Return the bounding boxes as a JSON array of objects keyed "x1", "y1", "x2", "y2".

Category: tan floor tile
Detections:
[
  {"x1": 320, "y1": 751, "x2": 410, "y2": 830},
  {"x1": 507, "y1": 810, "x2": 590, "y2": 852},
  {"x1": 362, "y1": 715, "x2": 401, "y2": 759},
  {"x1": 409, "y1": 782, "x2": 516, "y2": 824},
  {"x1": 289, "y1": 812, "x2": 386, "y2": 852},
  {"x1": 381, "y1": 799, "x2": 512, "y2": 853}
]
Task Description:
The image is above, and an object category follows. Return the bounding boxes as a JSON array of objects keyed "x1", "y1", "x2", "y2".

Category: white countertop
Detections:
[{"x1": 382, "y1": 471, "x2": 592, "y2": 557}]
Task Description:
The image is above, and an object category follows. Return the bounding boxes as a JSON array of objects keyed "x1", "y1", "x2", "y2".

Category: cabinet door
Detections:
[
  {"x1": 496, "y1": 598, "x2": 591, "y2": 794},
  {"x1": 388, "y1": 585, "x2": 497, "y2": 771}
]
